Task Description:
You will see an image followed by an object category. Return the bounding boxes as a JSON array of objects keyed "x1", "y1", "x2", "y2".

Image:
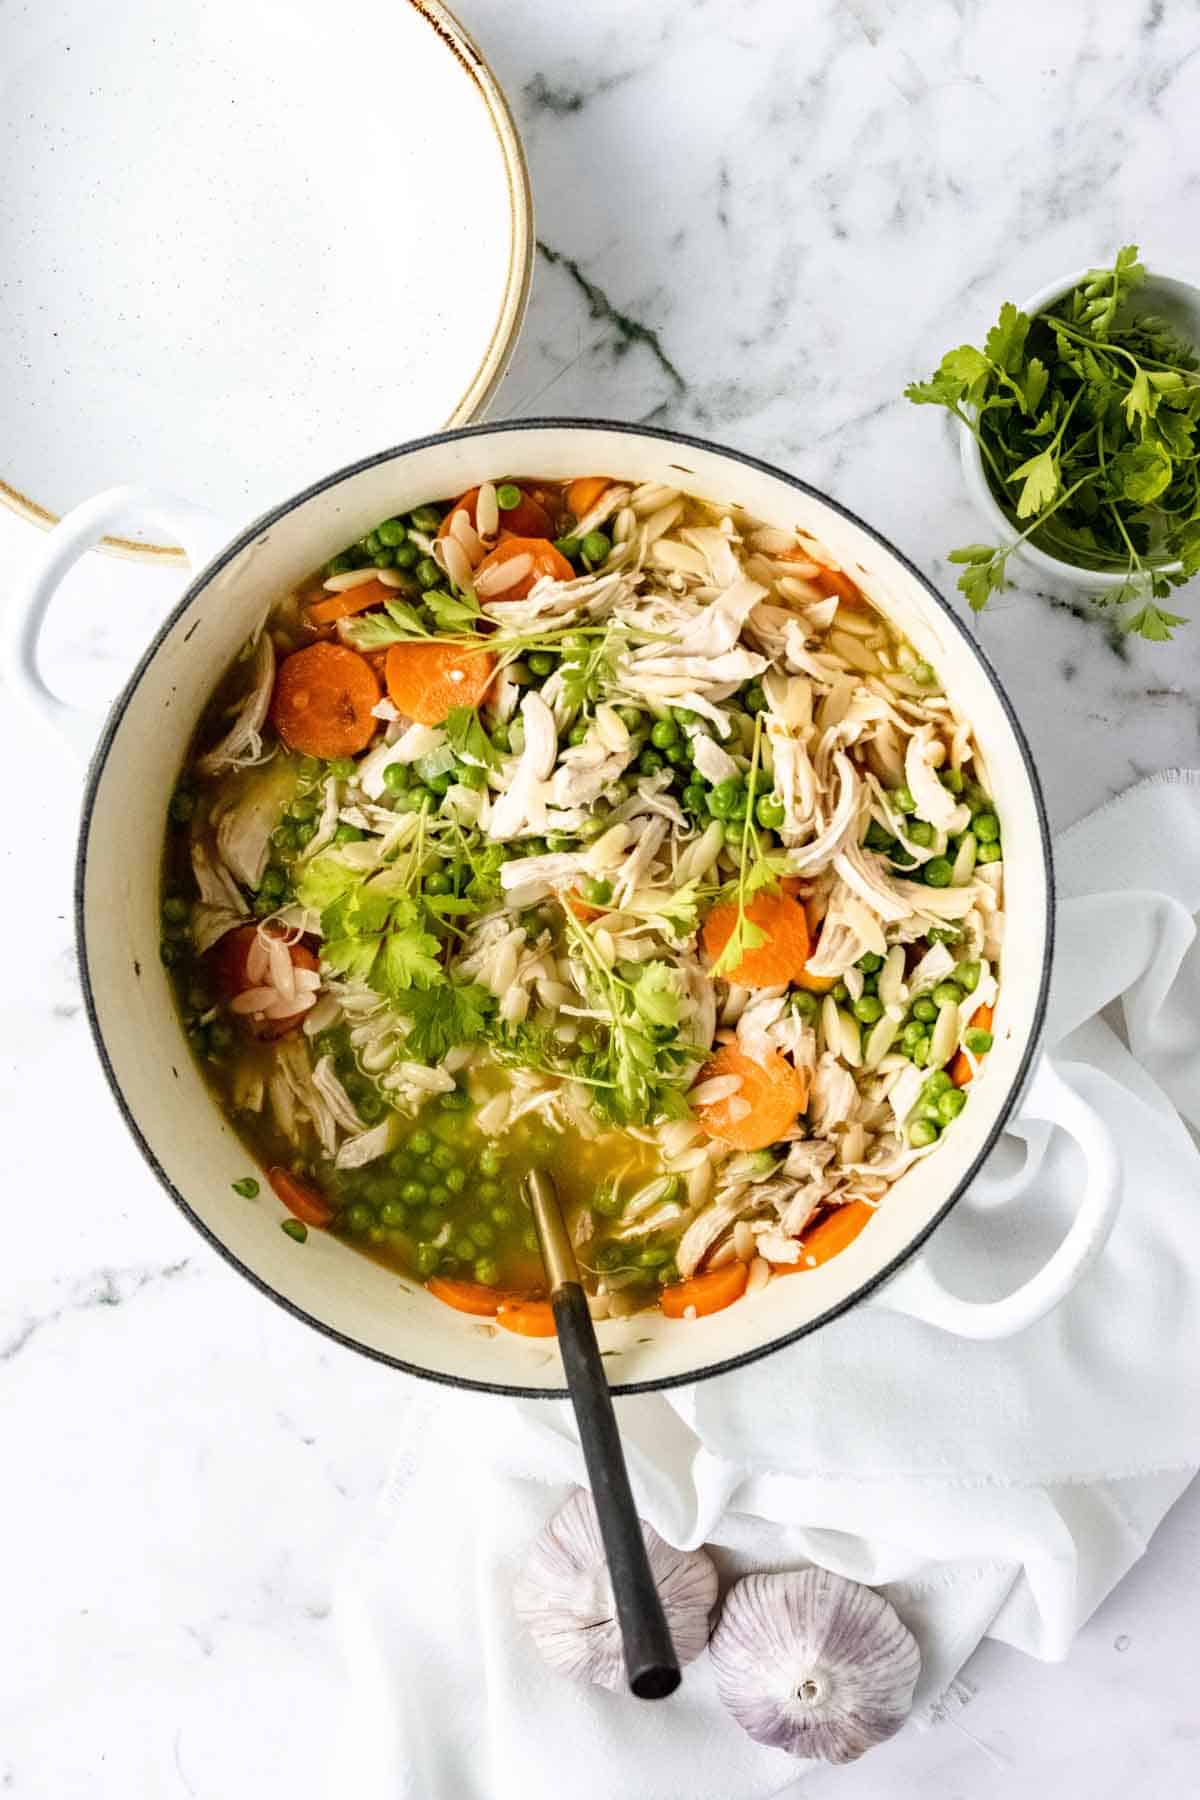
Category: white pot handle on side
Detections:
[
  {"x1": 869, "y1": 1055, "x2": 1122, "y2": 1340},
  {"x1": 2, "y1": 485, "x2": 229, "y2": 759}
]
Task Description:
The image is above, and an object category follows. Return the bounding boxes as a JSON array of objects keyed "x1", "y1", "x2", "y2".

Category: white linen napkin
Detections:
[{"x1": 329, "y1": 773, "x2": 1200, "y2": 1799}]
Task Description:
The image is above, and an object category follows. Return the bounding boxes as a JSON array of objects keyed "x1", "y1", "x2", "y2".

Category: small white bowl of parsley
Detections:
[{"x1": 907, "y1": 246, "x2": 1200, "y2": 642}]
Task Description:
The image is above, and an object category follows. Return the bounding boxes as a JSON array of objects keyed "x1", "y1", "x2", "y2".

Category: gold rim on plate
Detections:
[{"x1": 0, "y1": 0, "x2": 533, "y2": 565}]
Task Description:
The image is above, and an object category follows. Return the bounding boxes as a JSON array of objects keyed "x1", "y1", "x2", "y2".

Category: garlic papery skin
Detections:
[
  {"x1": 709, "y1": 1569, "x2": 920, "y2": 1762},
  {"x1": 513, "y1": 1488, "x2": 718, "y2": 1691}
]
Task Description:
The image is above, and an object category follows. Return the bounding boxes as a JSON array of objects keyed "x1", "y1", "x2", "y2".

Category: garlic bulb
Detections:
[
  {"x1": 709, "y1": 1569, "x2": 920, "y2": 1762},
  {"x1": 513, "y1": 1488, "x2": 717, "y2": 1690}
]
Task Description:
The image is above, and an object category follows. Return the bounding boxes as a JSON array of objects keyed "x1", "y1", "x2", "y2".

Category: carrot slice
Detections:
[
  {"x1": 695, "y1": 1043, "x2": 808, "y2": 1152},
  {"x1": 495, "y1": 1299, "x2": 557, "y2": 1337},
  {"x1": 427, "y1": 1277, "x2": 503, "y2": 1317},
  {"x1": 267, "y1": 1166, "x2": 335, "y2": 1228},
  {"x1": 565, "y1": 476, "x2": 611, "y2": 520},
  {"x1": 473, "y1": 535, "x2": 574, "y2": 602},
  {"x1": 814, "y1": 566, "x2": 865, "y2": 606},
  {"x1": 661, "y1": 1261, "x2": 748, "y2": 1319},
  {"x1": 770, "y1": 1199, "x2": 876, "y2": 1274},
  {"x1": 562, "y1": 889, "x2": 604, "y2": 924},
  {"x1": 951, "y1": 1003, "x2": 995, "y2": 1088},
  {"x1": 439, "y1": 484, "x2": 554, "y2": 544},
  {"x1": 385, "y1": 639, "x2": 496, "y2": 726},
  {"x1": 701, "y1": 890, "x2": 811, "y2": 987},
  {"x1": 211, "y1": 925, "x2": 320, "y2": 1040},
  {"x1": 306, "y1": 577, "x2": 394, "y2": 628},
  {"x1": 270, "y1": 641, "x2": 381, "y2": 758}
]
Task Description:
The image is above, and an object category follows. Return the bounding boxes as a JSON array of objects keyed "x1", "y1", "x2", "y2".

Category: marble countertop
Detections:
[{"x1": 3, "y1": 1, "x2": 1200, "y2": 1793}]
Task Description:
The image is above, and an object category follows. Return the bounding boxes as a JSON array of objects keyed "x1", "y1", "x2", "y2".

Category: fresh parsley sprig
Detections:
[{"x1": 906, "y1": 245, "x2": 1199, "y2": 642}]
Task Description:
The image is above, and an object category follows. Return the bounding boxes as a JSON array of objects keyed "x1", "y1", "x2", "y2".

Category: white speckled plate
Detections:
[{"x1": 0, "y1": 0, "x2": 531, "y2": 560}]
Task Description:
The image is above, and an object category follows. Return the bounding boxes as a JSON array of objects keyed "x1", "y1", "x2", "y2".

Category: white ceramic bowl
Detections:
[
  {"x1": 7, "y1": 423, "x2": 1125, "y2": 1394},
  {"x1": 959, "y1": 267, "x2": 1200, "y2": 588}
]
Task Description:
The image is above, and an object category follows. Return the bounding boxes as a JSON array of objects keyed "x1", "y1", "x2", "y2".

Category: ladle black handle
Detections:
[{"x1": 551, "y1": 1282, "x2": 681, "y2": 1700}]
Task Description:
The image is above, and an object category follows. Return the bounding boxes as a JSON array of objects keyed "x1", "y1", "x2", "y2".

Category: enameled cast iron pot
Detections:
[{"x1": 6, "y1": 422, "x2": 1122, "y2": 1394}]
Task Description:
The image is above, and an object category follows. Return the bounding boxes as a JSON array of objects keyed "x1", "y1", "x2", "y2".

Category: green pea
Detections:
[
  {"x1": 409, "y1": 504, "x2": 442, "y2": 533},
  {"x1": 856, "y1": 951, "x2": 883, "y2": 974},
  {"x1": 468, "y1": 1220, "x2": 496, "y2": 1249},
  {"x1": 852, "y1": 994, "x2": 883, "y2": 1024},
  {"x1": 258, "y1": 866, "x2": 286, "y2": 901},
  {"x1": 374, "y1": 518, "x2": 406, "y2": 547},
  {"x1": 974, "y1": 812, "x2": 1000, "y2": 843},
  {"x1": 290, "y1": 793, "x2": 318, "y2": 822},
  {"x1": 478, "y1": 1147, "x2": 502, "y2": 1176},
  {"x1": 708, "y1": 777, "x2": 742, "y2": 819},
  {"x1": 333, "y1": 823, "x2": 366, "y2": 847},
  {"x1": 378, "y1": 1200, "x2": 406, "y2": 1227},
  {"x1": 424, "y1": 870, "x2": 453, "y2": 897},
  {"x1": 831, "y1": 981, "x2": 849, "y2": 1003},
  {"x1": 923, "y1": 1070, "x2": 954, "y2": 1097},
  {"x1": 414, "y1": 555, "x2": 440, "y2": 590},
  {"x1": 910, "y1": 1035, "x2": 932, "y2": 1067},
  {"x1": 938, "y1": 1088, "x2": 968, "y2": 1123},
  {"x1": 448, "y1": 1233, "x2": 474, "y2": 1262},
  {"x1": 908, "y1": 1117, "x2": 939, "y2": 1147},
  {"x1": 495, "y1": 483, "x2": 522, "y2": 511},
  {"x1": 890, "y1": 784, "x2": 916, "y2": 813},
  {"x1": 683, "y1": 783, "x2": 707, "y2": 814},
  {"x1": 977, "y1": 843, "x2": 1003, "y2": 864},
  {"x1": 912, "y1": 661, "x2": 937, "y2": 686},
  {"x1": 443, "y1": 1167, "x2": 466, "y2": 1195},
  {"x1": 613, "y1": 705, "x2": 641, "y2": 731},
  {"x1": 907, "y1": 819, "x2": 935, "y2": 848},
  {"x1": 864, "y1": 819, "x2": 895, "y2": 853},
  {"x1": 927, "y1": 925, "x2": 962, "y2": 945},
  {"x1": 370, "y1": 548, "x2": 394, "y2": 568},
  {"x1": 912, "y1": 997, "x2": 938, "y2": 1023},
  {"x1": 639, "y1": 1244, "x2": 674, "y2": 1268},
  {"x1": 901, "y1": 1021, "x2": 925, "y2": 1049},
  {"x1": 169, "y1": 789, "x2": 196, "y2": 825},
  {"x1": 932, "y1": 980, "x2": 963, "y2": 1007},
  {"x1": 939, "y1": 766, "x2": 965, "y2": 794},
  {"x1": 478, "y1": 1179, "x2": 501, "y2": 1203},
  {"x1": 394, "y1": 542, "x2": 421, "y2": 570},
  {"x1": 358, "y1": 1091, "x2": 384, "y2": 1124},
  {"x1": 964, "y1": 1027, "x2": 994, "y2": 1055},
  {"x1": 756, "y1": 794, "x2": 786, "y2": 829},
  {"x1": 297, "y1": 756, "x2": 322, "y2": 786},
  {"x1": 162, "y1": 895, "x2": 189, "y2": 924},
  {"x1": 271, "y1": 822, "x2": 298, "y2": 852},
  {"x1": 324, "y1": 550, "x2": 356, "y2": 576},
  {"x1": 957, "y1": 960, "x2": 981, "y2": 993},
  {"x1": 581, "y1": 531, "x2": 610, "y2": 565},
  {"x1": 553, "y1": 535, "x2": 581, "y2": 559},
  {"x1": 673, "y1": 707, "x2": 701, "y2": 727},
  {"x1": 649, "y1": 717, "x2": 679, "y2": 750},
  {"x1": 416, "y1": 1207, "x2": 441, "y2": 1236},
  {"x1": 472, "y1": 1256, "x2": 499, "y2": 1287},
  {"x1": 790, "y1": 989, "x2": 819, "y2": 1020},
  {"x1": 745, "y1": 683, "x2": 767, "y2": 715},
  {"x1": 490, "y1": 1203, "x2": 514, "y2": 1227},
  {"x1": 665, "y1": 742, "x2": 691, "y2": 769},
  {"x1": 429, "y1": 1185, "x2": 451, "y2": 1208},
  {"x1": 595, "y1": 1242, "x2": 625, "y2": 1271},
  {"x1": 346, "y1": 1203, "x2": 373, "y2": 1235},
  {"x1": 607, "y1": 779, "x2": 632, "y2": 804},
  {"x1": 415, "y1": 1244, "x2": 440, "y2": 1276},
  {"x1": 924, "y1": 857, "x2": 953, "y2": 888},
  {"x1": 577, "y1": 1032, "x2": 599, "y2": 1056},
  {"x1": 527, "y1": 651, "x2": 556, "y2": 678},
  {"x1": 565, "y1": 720, "x2": 589, "y2": 748},
  {"x1": 440, "y1": 1087, "x2": 471, "y2": 1111},
  {"x1": 638, "y1": 748, "x2": 665, "y2": 776},
  {"x1": 577, "y1": 815, "x2": 608, "y2": 842},
  {"x1": 160, "y1": 938, "x2": 181, "y2": 966},
  {"x1": 396, "y1": 1179, "x2": 424, "y2": 1206},
  {"x1": 431, "y1": 1144, "x2": 456, "y2": 1172},
  {"x1": 581, "y1": 876, "x2": 613, "y2": 906}
]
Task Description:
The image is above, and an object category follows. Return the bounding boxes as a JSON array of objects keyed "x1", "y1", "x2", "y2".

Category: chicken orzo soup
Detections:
[{"x1": 162, "y1": 476, "x2": 1003, "y2": 1331}]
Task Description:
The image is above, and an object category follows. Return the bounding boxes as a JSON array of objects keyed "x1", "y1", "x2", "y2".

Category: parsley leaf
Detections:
[
  {"x1": 401, "y1": 981, "x2": 496, "y2": 1061},
  {"x1": 344, "y1": 596, "x2": 431, "y2": 651},
  {"x1": 425, "y1": 590, "x2": 485, "y2": 631},
  {"x1": 1124, "y1": 601, "x2": 1188, "y2": 642},
  {"x1": 444, "y1": 705, "x2": 499, "y2": 769},
  {"x1": 1007, "y1": 447, "x2": 1059, "y2": 518}
]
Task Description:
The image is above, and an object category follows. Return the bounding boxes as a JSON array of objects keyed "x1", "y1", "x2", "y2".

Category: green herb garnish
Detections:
[
  {"x1": 231, "y1": 1177, "x2": 259, "y2": 1199},
  {"x1": 907, "y1": 245, "x2": 1197, "y2": 640}
]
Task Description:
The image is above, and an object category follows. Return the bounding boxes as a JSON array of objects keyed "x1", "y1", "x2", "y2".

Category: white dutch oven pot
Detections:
[{"x1": 5, "y1": 423, "x2": 1121, "y2": 1394}]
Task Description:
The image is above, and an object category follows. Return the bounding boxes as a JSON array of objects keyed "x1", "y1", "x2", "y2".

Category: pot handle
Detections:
[
  {"x1": 869, "y1": 1055, "x2": 1122, "y2": 1340},
  {"x1": 2, "y1": 484, "x2": 230, "y2": 759}
]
